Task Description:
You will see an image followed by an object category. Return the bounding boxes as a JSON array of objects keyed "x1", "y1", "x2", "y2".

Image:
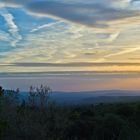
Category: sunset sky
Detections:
[{"x1": 0, "y1": 0, "x2": 140, "y2": 91}]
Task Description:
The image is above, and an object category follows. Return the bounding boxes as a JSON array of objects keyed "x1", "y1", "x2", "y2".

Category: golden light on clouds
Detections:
[{"x1": 0, "y1": 0, "x2": 140, "y2": 90}]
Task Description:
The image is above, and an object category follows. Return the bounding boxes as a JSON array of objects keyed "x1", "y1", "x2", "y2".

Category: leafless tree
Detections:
[
  {"x1": 28, "y1": 85, "x2": 51, "y2": 108},
  {"x1": 28, "y1": 86, "x2": 37, "y2": 107},
  {"x1": 36, "y1": 85, "x2": 52, "y2": 108}
]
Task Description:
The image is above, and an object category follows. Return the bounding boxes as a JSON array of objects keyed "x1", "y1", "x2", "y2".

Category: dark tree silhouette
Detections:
[{"x1": 0, "y1": 86, "x2": 4, "y2": 96}]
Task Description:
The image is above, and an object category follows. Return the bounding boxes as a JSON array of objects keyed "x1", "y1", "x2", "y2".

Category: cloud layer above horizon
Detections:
[{"x1": 0, "y1": 0, "x2": 140, "y2": 73}]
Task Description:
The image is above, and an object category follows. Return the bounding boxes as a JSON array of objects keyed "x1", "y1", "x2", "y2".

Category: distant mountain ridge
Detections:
[
  {"x1": 52, "y1": 90, "x2": 140, "y2": 96},
  {"x1": 19, "y1": 90, "x2": 140, "y2": 105}
]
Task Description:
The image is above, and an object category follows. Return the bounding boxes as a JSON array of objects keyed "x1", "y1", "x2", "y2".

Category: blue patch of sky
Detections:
[
  {"x1": 0, "y1": 15, "x2": 8, "y2": 33},
  {"x1": 0, "y1": 42, "x2": 13, "y2": 52}
]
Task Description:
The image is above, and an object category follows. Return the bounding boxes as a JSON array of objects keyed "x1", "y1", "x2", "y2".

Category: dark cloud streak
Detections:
[
  {"x1": 26, "y1": 1, "x2": 138, "y2": 27},
  {"x1": 3, "y1": 0, "x2": 140, "y2": 27},
  {"x1": 1, "y1": 62, "x2": 140, "y2": 67},
  {"x1": 131, "y1": 0, "x2": 140, "y2": 3}
]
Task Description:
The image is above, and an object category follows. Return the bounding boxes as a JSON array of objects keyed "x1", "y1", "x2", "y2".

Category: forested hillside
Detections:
[{"x1": 0, "y1": 86, "x2": 140, "y2": 140}]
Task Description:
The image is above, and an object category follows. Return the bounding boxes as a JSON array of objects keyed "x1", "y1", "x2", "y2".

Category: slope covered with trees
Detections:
[{"x1": 0, "y1": 86, "x2": 140, "y2": 140}]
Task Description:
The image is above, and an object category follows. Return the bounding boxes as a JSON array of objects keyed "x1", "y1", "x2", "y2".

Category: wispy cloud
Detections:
[
  {"x1": 30, "y1": 21, "x2": 62, "y2": 33},
  {"x1": 105, "y1": 46, "x2": 140, "y2": 58},
  {"x1": 0, "y1": 5, "x2": 22, "y2": 47},
  {"x1": 0, "y1": 0, "x2": 140, "y2": 74},
  {"x1": 0, "y1": 30, "x2": 10, "y2": 42}
]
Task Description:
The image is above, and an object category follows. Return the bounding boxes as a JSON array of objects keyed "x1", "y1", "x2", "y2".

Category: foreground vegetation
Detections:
[{"x1": 0, "y1": 86, "x2": 140, "y2": 140}]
